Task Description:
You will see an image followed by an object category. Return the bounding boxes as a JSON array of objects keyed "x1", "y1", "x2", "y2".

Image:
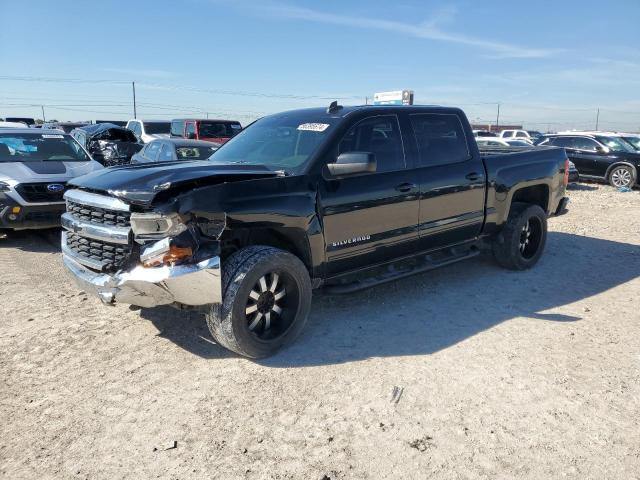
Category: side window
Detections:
[
  {"x1": 158, "y1": 143, "x2": 174, "y2": 162},
  {"x1": 572, "y1": 137, "x2": 598, "y2": 151},
  {"x1": 130, "y1": 122, "x2": 141, "y2": 136},
  {"x1": 515, "y1": 131, "x2": 527, "y2": 138},
  {"x1": 73, "y1": 131, "x2": 86, "y2": 146},
  {"x1": 550, "y1": 137, "x2": 574, "y2": 148},
  {"x1": 145, "y1": 142, "x2": 161, "y2": 160},
  {"x1": 409, "y1": 113, "x2": 470, "y2": 167},
  {"x1": 186, "y1": 122, "x2": 196, "y2": 138},
  {"x1": 170, "y1": 120, "x2": 183, "y2": 137},
  {"x1": 338, "y1": 115, "x2": 404, "y2": 173}
]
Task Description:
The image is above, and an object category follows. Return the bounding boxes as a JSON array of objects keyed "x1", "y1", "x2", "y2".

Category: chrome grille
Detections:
[
  {"x1": 67, "y1": 199, "x2": 131, "y2": 227},
  {"x1": 62, "y1": 189, "x2": 133, "y2": 272},
  {"x1": 65, "y1": 232, "x2": 130, "y2": 271}
]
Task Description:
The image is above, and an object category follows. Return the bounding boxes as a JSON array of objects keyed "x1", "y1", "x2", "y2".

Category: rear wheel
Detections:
[
  {"x1": 492, "y1": 203, "x2": 547, "y2": 270},
  {"x1": 206, "y1": 246, "x2": 312, "y2": 358},
  {"x1": 608, "y1": 165, "x2": 636, "y2": 188}
]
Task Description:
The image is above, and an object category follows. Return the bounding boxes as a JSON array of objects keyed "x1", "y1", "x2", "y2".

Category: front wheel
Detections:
[
  {"x1": 492, "y1": 203, "x2": 547, "y2": 270},
  {"x1": 206, "y1": 246, "x2": 312, "y2": 358},
  {"x1": 608, "y1": 165, "x2": 636, "y2": 188}
]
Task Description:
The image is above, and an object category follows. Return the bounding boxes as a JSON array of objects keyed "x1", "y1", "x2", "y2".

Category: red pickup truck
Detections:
[{"x1": 170, "y1": 119, "x2": 242, "y2": 144}]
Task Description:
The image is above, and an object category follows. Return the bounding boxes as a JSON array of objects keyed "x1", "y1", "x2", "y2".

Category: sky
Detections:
[{"x1": 1, "y1": 0, "x2": 639, "y2": 131}]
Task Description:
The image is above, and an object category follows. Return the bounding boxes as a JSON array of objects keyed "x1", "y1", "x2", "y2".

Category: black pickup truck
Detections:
[{"x1": 61, "y1": 103, "x2": 569, "y2": 357}]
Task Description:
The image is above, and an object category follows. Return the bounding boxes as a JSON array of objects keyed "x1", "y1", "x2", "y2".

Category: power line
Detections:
[{"x1": 0, "y1": 75, "x2": 363, "y2": 101}]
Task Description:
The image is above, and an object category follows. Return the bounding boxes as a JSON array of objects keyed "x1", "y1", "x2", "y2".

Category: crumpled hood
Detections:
[
  {"x1": 0, "y1": 160, "x2": 103, "y2": 184},
  {"x1": 68, "y1": 160, "x2": 280, "y2": 205}
]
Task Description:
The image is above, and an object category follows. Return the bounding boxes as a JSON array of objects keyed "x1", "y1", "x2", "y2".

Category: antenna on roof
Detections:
[{"x1": 326, "y1": 101, "x2": 343, "y2": 114}]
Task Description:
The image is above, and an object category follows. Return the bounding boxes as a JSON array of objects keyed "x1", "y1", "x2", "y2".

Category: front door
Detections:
[
  {"x1": 407, "y1": 112, "x2": 486, "y2": 251},
  {"x1": 319, "y1": 114, "x2": 420, "y2": 277}
]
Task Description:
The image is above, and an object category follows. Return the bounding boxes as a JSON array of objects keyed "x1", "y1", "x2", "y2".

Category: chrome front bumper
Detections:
[{"x1": 62, "y1": 252, "x2": 222, "y2": 308}]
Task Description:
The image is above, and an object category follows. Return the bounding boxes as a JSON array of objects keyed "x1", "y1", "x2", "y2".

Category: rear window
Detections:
[
  {"x1": 198, "y1": 121, "x2": 242, "y2": 139},
  {"x1": 176, "y1": 146, "x2": 216, "y2": 160},
  {"x1": 0, "y1": 133, "x2": 91, "y2": 162},
  {"x1": 170, "y1": 120, "x2": 184, "y2": 137},
  {"x1": 409, "y1": 113, "x2": 470, "y2": 166}
]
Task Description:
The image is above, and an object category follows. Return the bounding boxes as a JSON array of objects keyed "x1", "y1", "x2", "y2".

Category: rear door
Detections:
[
  {"x1": 569, "y1": 136, "x2": 606, "y2": 176},
  {"x1": 408, "y1": 112, "x2": 486, "y2": 251},
  {"x1": 319, "y1": 114, "x2": 420, "y2": 276},
  {"x1": 550, "y1": 137, "x2": 589, "y2": 173}
]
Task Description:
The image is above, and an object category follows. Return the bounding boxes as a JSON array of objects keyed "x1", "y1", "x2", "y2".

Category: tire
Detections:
[
  {"x1": 492, "y1": 203, "x2": 547, "y2": 270},
  {"x1": 608, "y1": 165, "x2": 636, "y2": 188},
  {"x1": 206, "y1": 246, "x2": 312, "y2": 358}
]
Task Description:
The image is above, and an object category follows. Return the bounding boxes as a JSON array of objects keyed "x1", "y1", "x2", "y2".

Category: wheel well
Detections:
[
  {"x1": 510, "y1": 185, "x2": 549, "y2": 213},
  {"x1": 606, "y1": 162, "x2": 638, "y2": 180},
  {"x1": 220, "y1": 227, "x2": 312, "y2": 272}
]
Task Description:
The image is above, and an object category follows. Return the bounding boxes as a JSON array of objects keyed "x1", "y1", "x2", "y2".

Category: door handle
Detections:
[
  {"x1": 395, "y1": 182, "x2": 416, "y2": 192},
  {"x1": 465, "y1": 172, "x2": 480, "y2": 181}
]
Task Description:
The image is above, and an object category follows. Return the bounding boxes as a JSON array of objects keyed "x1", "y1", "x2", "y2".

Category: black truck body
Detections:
[{"x1": 61, "y1": 104, "x2": 569, "y2": 357}]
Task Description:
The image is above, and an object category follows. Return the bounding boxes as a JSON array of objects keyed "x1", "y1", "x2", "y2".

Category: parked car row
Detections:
[
  {"x1": 124, "y1": 118, "x2": 242, "y2": 145},
  {"x1": 473, "y1": 128, "x2": 640, "y2": 188},
  {"x1": 535, "y1": 131, "x2": 640, "y2": 188}
]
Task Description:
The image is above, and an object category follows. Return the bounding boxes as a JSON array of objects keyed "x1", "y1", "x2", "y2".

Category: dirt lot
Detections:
[{"x1": 1, "y1": 184, "x2": 639, "y2": 480}]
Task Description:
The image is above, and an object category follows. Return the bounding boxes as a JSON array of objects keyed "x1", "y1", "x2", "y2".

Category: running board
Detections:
[{"x1": 323, "y1": 246, "x2": 480, "y2": 294}]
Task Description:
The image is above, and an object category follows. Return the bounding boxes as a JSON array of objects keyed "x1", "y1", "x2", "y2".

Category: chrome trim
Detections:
[
  {"x1": 64, "y1": 189, "x2": 130, "y2": 212},
  {"x1": 61, "y1": 213, "x2": 130, "y2": 244},
  {"x1": 62, "y1": 252, "x2": 222, "y2": 308},
  {"x1": 61, "y1": 231, "x2": 108, "y2": 270}
]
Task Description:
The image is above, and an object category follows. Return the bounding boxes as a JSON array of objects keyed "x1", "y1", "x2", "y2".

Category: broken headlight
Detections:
[
  {"x1": 130, "y1": 212, "x2": 187, "y2": 241},
  {"x1": 139, "y1": 237, "x2": 194, "y2": 268}
]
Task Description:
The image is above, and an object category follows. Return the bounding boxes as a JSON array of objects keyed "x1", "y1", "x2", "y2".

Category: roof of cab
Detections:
[{"x1": 268, "y1": 104, "x2": 460, "y2": 119}]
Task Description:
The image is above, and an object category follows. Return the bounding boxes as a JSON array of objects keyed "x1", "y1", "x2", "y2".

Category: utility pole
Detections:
[
  {"x1": 132, "y1": 81, "x2": 137, "y2": 119},
  {"x1": 496, "y1": 103, "x2": 501, "y2": 131},
  {"x1": 595, "y1": 108, "x2": 600, "y2": 130},
  {"x1": 41, "y1": 105, "x2": 46, "y2": 122},
  {"x1": 206, "y1": 112, "x2": 209, "y2": 119},
  {"x1": 365, "y1": 96, "x2": 368, "y2": 105}
]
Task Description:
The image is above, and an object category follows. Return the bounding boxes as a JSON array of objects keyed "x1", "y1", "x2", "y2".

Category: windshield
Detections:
[
  {"x1": 143, "y1": 122, "x2": 170, "y2": 135},
  {"x1": 0, "y1": 133, "x2": 91, "y2": 162},
  {"x1": 176, "y1": 146, "x2": 217, "y2": 160},
  {"x1": 621, "y1": 136, "x2": 640, "y2": 151},
  {"x1": 210, "y1": 112, "x2": 337, "y2": 172},
  {"x1": 595, "y1": 135, "x2": 635, "y2": 153},
  {"x1": 198, "y1": 121, "x2": 241, "y2": 139}
]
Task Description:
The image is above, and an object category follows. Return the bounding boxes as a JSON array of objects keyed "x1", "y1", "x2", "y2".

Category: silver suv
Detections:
[{"x1": 0, "y1": 129, "x2": 103, "y2": 231}]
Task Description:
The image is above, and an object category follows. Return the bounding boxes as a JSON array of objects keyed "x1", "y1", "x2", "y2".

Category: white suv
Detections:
[
  {"x1": 499, "y1": 129, "x2": 533, "y2": 143},
  {"x1": 125, "y1": 119, "x2": 171, "y2": 144}
]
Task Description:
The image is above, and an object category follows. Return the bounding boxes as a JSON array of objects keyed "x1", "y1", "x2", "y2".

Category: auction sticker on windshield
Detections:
[
  {"x1": 297, "y1": 123, "x2": 330, "y2": 132},
  {"x1": 42, "y1": 134, "x2": 64, "y2": 139}
]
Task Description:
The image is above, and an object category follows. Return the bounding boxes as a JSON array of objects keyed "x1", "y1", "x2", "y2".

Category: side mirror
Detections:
[
  {"x1": 327, "y1": 152, "x2": 376, "y2": 177},
  {"x1": 596, "y1": 146, "x2": 610, "y2": 154}
]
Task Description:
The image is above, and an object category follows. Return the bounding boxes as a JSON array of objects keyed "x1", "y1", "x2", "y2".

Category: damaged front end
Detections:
[{"x1": 61, "y1": 189, "x2": 223, "y2": 308}]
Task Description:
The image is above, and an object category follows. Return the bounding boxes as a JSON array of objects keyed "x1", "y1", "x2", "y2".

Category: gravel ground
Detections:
[{"x1": 1, "y1": 184, "x2": 639, "y2": 480}]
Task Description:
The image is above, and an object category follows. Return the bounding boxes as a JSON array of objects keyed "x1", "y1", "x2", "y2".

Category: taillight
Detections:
[{"x1": 563, "y1": 159, "x2": 569, "y2": 186}]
